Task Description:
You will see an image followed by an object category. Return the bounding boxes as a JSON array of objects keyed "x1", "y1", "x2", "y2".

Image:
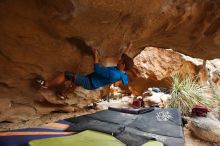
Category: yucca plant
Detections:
[{"x1": 167, "y1": 74, "x2": 219, "y2": 115}]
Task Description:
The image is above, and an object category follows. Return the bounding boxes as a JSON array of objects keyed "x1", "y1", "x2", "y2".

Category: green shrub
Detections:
[{"x1": 167, "y1": 74, "x2": 219, "y2": 115}]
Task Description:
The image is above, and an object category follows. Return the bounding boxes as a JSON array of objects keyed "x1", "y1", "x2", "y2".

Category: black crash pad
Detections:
[{"x1": 66, "y1": 108, "x2": 184, "y2": 146}]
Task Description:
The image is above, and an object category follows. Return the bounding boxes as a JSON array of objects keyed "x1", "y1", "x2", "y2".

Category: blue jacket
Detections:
[{"x1": 90, "y1": 63, "x2": 128, "y2": 89}]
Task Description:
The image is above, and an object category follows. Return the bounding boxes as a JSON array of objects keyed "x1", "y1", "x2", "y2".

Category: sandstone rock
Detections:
[
  {"x1": 189, "y1": 115, "x2": 220, "y2": 143},
  {"x1": 0, "y1": 104, "x2": 36, "y2": 122},
  {"x1": 0, "y1": 0, "x2": 220, "y2": 125},
  {"x1": 131, "y1": 47, "x2": 220, "y2": 98},
  {"x1": 131, "y1": 47, "x2": 203, "y2": 95}
]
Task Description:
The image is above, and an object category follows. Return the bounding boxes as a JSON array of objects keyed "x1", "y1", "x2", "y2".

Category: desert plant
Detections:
[{"x1": 167, "y1": 74, "x2": 219, "y2": 115}]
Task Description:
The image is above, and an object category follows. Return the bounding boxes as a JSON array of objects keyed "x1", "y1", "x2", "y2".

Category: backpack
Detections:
[{"x1": 192, "y1": 105, "x2": 209, "y2": 117}]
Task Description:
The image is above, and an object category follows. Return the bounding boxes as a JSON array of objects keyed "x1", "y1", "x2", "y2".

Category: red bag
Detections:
[
  {"x1": 132, "y1": 99, "x2": 144, "y2": 108},
  {"x1": 192, "y1": 105, "x2": 209, "y2": 117}
]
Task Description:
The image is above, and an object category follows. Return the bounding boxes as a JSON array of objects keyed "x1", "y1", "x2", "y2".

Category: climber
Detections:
[{"x1": 35, "y1": 43, "x2": 134, "y2": 99}]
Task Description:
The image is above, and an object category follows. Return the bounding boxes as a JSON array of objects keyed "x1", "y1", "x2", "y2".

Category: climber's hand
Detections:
[
  {"x1": 92, "y1": 48, "x2": 99, "y2": 63},
  {"x1": 122, "y1": 42, "x2": 133, "y2": 55}
]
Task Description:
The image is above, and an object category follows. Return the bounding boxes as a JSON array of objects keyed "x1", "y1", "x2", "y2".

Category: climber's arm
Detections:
[
  {"x1": 93, "y1": 48, "x2": 99, "y2": 64},
  {"x1": 92, "y1": 48, "x2": 112, "y2": 78},
  {"x1": 120, "y1": 42, "x2": 133, "y2": 58}
]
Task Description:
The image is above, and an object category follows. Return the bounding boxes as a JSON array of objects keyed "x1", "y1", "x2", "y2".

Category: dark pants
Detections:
[{"x1": 64, "y1": 71, "x2": 94, "y2": 90}]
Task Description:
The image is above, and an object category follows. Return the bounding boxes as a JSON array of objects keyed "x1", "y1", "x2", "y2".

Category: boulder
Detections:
[{"x1": 189, "y1": 114, "x2": 220, "y2": 143}]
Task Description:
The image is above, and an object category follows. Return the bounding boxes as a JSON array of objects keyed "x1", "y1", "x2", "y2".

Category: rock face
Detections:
[
  {"x1": 0, "y1": 0, "x2": 220, "y2": 124},
  {"x1": 129, "y1": 47, "x2": 210, "y2": 95}
]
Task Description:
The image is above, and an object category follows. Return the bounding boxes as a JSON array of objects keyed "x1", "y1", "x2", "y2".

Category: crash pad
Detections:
[
  {"x1": 29, "y1": 130, "x2": 125, "y2": 146},
  {"x1": 0, "y1": 120, "x2": 74, "y2": 146},
  {"x1": 66, "y1": 108, "x2": 184, "y2": 146},
  {"x1": 142, "y1": 140, "x2": 164, "y2": 146}
]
